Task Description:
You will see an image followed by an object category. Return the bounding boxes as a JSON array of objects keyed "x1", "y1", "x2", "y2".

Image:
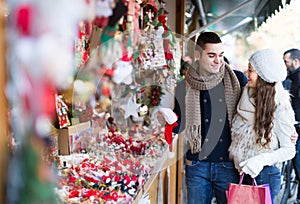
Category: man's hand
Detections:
[{"x1": 291, "y1": 130, "x2": 298, "y2": 145}]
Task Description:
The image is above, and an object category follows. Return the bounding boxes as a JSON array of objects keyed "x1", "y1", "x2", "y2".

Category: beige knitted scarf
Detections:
[{"x1": 185, "y1": 62, "x2": 241, "y2": 153}]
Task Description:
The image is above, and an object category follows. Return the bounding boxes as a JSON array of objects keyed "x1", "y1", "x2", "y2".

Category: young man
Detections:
[
  {"x1": 173, "y1": 32, "x2": 248, "y2": 204},
  {"x1": 283, "y1": 48, "x2": 300, "y2": 204}
]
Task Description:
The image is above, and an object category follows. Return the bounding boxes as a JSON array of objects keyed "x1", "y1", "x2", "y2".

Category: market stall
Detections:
[{"x1": 4, "y1": 0, "x2": 185, "y2": 203}]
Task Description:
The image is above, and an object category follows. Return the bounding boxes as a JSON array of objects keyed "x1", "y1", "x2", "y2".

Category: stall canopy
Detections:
[{"x1": 185, "y1": 0, "x2": 293, "y2": 39}]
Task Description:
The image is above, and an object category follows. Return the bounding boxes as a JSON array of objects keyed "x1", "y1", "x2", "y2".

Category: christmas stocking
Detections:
[
  {"x1": 164, "y1": 121, "x2": 178, "y2": 152},
  {"x1": 156, "y1": 107, "x2": 178, "y2": 155}
]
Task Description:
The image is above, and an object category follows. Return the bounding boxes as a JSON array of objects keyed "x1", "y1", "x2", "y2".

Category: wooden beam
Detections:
[
  {"x1": 176, "y1": 0, "x2": 185, "y2": 35},
  {"x1": 177, "y1": 133, "x2": 185, "y2": 204}
]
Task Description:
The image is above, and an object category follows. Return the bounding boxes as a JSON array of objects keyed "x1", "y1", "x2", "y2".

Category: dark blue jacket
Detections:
[
  {"x1": 284, "y1": 67, "x2": 300, "y2": 122},
  {"x1": 173, "y1": 70, "x2": 248, "y2": 162}
]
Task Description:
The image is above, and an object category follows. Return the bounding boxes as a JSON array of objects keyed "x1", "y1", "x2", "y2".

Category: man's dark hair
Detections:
[
  {"x1": 224, "y1": 56, "x2": 230, "y2": 64},
  {"x1": 284, "y1": 48, "x2": 300, "y2": 61},
  {"x1": 195, "y1": 32, "x2": 222, "y2": 51}
]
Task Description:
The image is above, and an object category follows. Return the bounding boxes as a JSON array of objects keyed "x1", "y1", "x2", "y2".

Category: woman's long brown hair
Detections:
[{"x1": 251, "y1": 76, "x2": 276, "y2": 148}]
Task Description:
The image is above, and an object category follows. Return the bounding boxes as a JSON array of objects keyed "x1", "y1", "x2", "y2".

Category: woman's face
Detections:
[{"x1": 246, "y1": 63, "x2": 258, "y2": 88}]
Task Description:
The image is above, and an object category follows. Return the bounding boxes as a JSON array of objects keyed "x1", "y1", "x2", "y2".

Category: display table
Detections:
[
  {"x1": 133, "y1": 134, "x2": 178, "y2": 204},
  {"x1": 55, "y1": 120, "x2": 178, "y2": 204}
]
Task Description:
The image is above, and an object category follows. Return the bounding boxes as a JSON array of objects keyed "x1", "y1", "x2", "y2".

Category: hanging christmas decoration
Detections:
[
  {"x1": 55, "y1": 95, "x2": 71, "y2": 129},
  {"x1": 146, "y1": 85, "x2": 164, "y2": 108},
  {"x1": 120, "y1": 95, "x2": 141, "y2": 119}
]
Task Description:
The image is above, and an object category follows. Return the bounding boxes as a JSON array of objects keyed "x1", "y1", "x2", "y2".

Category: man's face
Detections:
[
  {"x1": 198, "y1": 43, "x2": 224, "y2": 75},
  {"x1": 283, "y1": 53, "x2": 295, "y2": 71}
]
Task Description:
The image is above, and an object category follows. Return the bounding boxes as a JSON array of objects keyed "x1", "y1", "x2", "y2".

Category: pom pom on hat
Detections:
[{"x1": 249, "y1": 48, "x2": 287, "y2": 83}]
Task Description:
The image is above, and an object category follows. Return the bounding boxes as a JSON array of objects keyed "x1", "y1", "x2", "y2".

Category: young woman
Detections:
[{"x1": 229, "y1": 48, "x2": 296, "y2": 200}]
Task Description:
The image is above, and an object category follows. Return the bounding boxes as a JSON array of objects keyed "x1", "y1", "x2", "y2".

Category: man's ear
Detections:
[
  {"x1": 194, "y1": 50, "x2": 200, "y2": 61},
  {"x1": 293, "y1": 58, "x2": 300, "y2": 69}
]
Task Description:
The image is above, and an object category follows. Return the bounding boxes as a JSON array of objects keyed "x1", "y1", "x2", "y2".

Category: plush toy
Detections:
[
  {"x1": 93, "y1": 0, "x2": 115, "y2": 28},
  {"x1": 112, "y1": 54, "x2": 133, "y2": 85}
]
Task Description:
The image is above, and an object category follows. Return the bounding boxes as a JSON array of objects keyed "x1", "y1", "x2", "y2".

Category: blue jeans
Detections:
[
  {"x1": 293, "y1": 138, "x2": 300, "y2": 199},
  {"x1": 242, "y1": 165, "x2": 281, "y2": 200},
  {"x1": 185, "y1": 160, "x2": 239, "y2": 204}
]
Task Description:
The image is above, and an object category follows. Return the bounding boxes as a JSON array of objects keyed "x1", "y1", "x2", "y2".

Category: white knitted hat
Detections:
[{"x1": 249, "y1": 48, "x2": 287, "y2": 83}]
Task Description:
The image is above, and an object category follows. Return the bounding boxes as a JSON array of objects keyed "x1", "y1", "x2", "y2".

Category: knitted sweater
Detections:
[{"x1": 229, "y1": 83, "x2": 296, "y2": 172}]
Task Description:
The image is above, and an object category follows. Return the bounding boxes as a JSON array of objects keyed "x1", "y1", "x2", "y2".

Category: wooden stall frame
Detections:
[{"x1": 0, "y1": 1, "x2": 9, "y2": 203}]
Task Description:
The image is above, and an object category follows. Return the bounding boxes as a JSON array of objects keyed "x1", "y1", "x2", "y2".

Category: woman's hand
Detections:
[{"x1": 291, "y1": 130, "x2": 298, "y2": 145}]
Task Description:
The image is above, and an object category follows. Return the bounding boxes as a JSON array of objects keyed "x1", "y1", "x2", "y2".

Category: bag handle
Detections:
[{"x1": 239, "y1": 173, "x2": 257, "y2": 186}]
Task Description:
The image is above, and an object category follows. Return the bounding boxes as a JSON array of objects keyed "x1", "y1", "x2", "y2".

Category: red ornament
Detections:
[
  {"x1": 151, "y1": 100, "x2": 158, "y2": 105},
  {"x1": 40, "y1": 81, "x2": 57, "y2": 119},
  {"x1": 93, "y1": 16, "x2": 109, "y2": 28},
  {"x1": 158, "y1": 15, "x2": 166, "y2": 25},
  {"x1": 83, "y1": 20, "x2": 92, "y2": 37},
  {"x1": 69, "y1": 190, "x2": 80, "y2": 198},
  {"x1": 101, "y1": 86, "x2": 111, "y2": 96},
  {"x1": 104, "y1": 69, "x2": 114, "y2": 78},
  {"x1": 82, "y1": 51, "x2": 89, "y2": 62},
  {"x1": 78, "y1": 31, "x2": 84, "y2": 39},
  {"x1": 165, "y1": 52, "x2": 173, "y2": 60},
  {"x1": 15, "y1": 4, "x2": 33, "y2": 36},
  {"x1": 69, "y1": 175, "x2": 77, "y2": 183}
]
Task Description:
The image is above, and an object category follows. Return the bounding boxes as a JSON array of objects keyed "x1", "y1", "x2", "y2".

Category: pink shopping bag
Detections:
[{"x1": 227, "y1": 174, "x2": 273, "y2": 204}]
